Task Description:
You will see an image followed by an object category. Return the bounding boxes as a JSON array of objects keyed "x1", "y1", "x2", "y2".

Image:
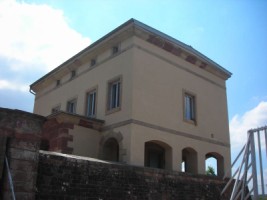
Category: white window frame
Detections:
[
  {"x1": 106, "y1": 76, "x2": 122, "y2": 113},
  {"x1": 67, "y1": 98, "x2": 77, "y2": 114},
  {"x1": 86, "y1": 89, "x2": 97, "y2": 118},
  {"x1": 183, "y1": 91, "x2": 197, "y2": 124}
]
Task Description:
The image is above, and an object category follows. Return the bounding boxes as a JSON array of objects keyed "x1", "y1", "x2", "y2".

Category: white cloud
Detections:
[
  {"x1": 0, "y1": 79, "x2": 28, "y2": 92},
  {"x1": 0, "y1": 0, "x2": 90, "y2": 73},
  {"x1": 229, "y1": 101, "x2": 267, "y2": 151}
]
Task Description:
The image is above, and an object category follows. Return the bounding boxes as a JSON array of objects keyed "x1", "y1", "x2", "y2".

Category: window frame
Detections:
[
  {"x1": 66, "y1": 98, "x2": 77, "y2": 114},
  {"x1": 90, "y1": 58, "x2": 96, "y2": 67},
  {"x1": 183, "y1": 90, "x2": 197, "y2": 125},
  {"x1": 85, "y1": 87, "x2": 97, "y2": 118},
  {"x1": 70, "y1": 70, "x2": 76, "y2": 79},
  {"x1": 56, "y1": 79, "x2": 60, "y2": 87},
  {"x1": 111, "y1": 44, "x2": 120, "y2": 55},
  {"x1": 106, "y1": 75, "x2": 122, "y2": 114}
]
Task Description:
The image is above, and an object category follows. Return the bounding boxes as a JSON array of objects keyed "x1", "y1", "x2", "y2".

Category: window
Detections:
[
  {"x1": 107, "y1": 76, "x2": 122, "y2": 112},
  {"x1": 184, "y1": 92, "x2": 196, "y2": 123},
  {"x1": 145, "y1": 142, "x2": 165, "y2": 169},
  {"x1": 71, "y1": 70, "x2": 76, "y2": 79},
  {"x1": 67, "y1": 99, "x2": 77, "y2": 114},
  {"x1": 86, "y1": 89, "x2": 97, "y2": 117},
  {"x1": 112, "y1": 45, "x2": 119, "y2": 55},
  {"x1": 90, "y1": 59, "x2": 96, "y2": 67},
  {"x1": 56, "y1": 80, "x2": 60, "y2": 86},
  {"x1": 51, "y1": 105, "x2": 60, "y2": 114}
]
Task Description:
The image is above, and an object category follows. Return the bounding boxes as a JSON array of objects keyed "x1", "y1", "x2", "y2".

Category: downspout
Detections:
[{"x1": 29, "y1": 87, "x2": 36, "y2": 95}]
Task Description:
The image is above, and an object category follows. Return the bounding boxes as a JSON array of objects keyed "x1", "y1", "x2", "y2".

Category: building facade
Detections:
[{"x1": 30, "y1": 19, "x2": 232, "y2": 177}]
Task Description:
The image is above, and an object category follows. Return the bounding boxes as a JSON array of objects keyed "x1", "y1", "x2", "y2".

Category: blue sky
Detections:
[{"x1": 0, "y1": 0, "x2": 266, "y2": 173}]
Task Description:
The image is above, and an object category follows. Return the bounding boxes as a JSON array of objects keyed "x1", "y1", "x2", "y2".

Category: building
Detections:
[{"x1": 30, "y1": 19, "x2": 232, "y2": 177}]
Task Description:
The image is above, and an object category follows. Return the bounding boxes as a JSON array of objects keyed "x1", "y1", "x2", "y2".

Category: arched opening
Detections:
[
  {"x1": 144, "y1": 141, "x2": 172, "y2": 170},
  {"x1": 205, "y1": 157, "x2": 217, "y2": 176},
  {"x1": 181, "y1": 147, "x2": 198, "y2": 174},
  {"x1": 103, "y1": 138, "x2": 119, "y2": 162},
  {"x1": 205, "y1": 152, "x2": 224, "y2": 177}
]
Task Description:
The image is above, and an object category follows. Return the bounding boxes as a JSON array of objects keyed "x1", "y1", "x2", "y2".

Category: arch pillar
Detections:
[
  {"x1": 130, "y1": 141, "x2": 145, "y2": 166},
  {"x1": 198, "y1": 152, "x2": 206, "y2": 175},
  {"x1": 172, "y1": 148, "x2": 181, "y2": 171},
  {"x1": 217, "y1": 156, "x2": 224, "y2": 177}
]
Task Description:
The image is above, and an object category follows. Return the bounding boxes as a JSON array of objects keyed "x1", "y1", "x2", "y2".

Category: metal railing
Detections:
[
  {"x1": 5, "y1": 156, "x2": 16, "y2": 200},
  {"x1": 221, "y1": 126, "x2": 267, "y2": 200}
]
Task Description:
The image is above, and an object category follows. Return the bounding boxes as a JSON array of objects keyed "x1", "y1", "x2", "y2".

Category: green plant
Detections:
[{"x1": 206, "y1": 166, "x2": 215, "y2": 176}]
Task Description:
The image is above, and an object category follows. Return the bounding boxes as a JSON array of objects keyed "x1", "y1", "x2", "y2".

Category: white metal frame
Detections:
[{"x1": 221, "y1": 126, "x2": 267, "y2": 200}]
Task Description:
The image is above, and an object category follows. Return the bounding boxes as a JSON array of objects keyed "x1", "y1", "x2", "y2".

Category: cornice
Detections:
[
  {"x1": 102, "y1": 118, "x2": 230, "y2": 148},
  {"x1": 30, "y1": 18, "x2": 232, "y2": 93},
  {"x1": 47, "y1": 111, "x2": 104, "y2": 131}
]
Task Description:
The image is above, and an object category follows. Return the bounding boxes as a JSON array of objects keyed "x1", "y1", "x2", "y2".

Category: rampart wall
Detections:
[{"x1": 0, "y1": 108, "x2": 232, "y2": 200}]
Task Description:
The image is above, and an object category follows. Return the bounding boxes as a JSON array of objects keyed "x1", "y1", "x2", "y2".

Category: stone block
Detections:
[
  {"x1": 8, "y1": 148, "x2": 38, "y2": 161},
  {"x1": 36, "y1": 151, "x2": 233, "y2": 200},
  {"x1": 9, "y1": 159, "x2": 37, "y2": 172},
  {"x1": 8, "y1": 138, "x2": 39, "y2": 151}
]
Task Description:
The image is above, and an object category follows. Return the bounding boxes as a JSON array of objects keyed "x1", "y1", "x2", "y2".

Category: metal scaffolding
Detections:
[{"x1": 221, "y1": 126, "x2": 267, "y2": 200}]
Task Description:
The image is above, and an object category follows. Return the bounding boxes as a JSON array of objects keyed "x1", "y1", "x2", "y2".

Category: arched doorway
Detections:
[
  {"x1": 181, "y1": 147, "x2": 198, "y2": 174},
  {"x1": 103, "y1": 138, "x2": 119, "y2": 162},
  {"x1": 144, "y1": 141, "x2": 172, "y2": 170},
  {"x1": 145, "y1": 142, "x2": 165, "y2": 169},
  {"x1": 205, "y1": 152, "x2": 224, "y2": 177}
]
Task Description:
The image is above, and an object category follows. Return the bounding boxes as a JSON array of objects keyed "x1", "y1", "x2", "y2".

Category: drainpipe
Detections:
[{"x1": 29, "y1": 87, "x2": 36, "y2": 95}]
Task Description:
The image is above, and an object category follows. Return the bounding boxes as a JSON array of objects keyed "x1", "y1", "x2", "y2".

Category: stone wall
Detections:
[
  {"x1": 37, "y1": 151, "x2": 232, "y2": 200},
  {"x1": 0, "y1": 108, "x2": 45, "y2": 200},
  {"x1": 0, "y1": 108, "x2": 233, "y2": 200}
]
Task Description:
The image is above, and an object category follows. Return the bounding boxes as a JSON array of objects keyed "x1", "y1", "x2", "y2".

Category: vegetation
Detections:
[{"x1": 206, "y1": 166, "x2": 216, "y2": 176}]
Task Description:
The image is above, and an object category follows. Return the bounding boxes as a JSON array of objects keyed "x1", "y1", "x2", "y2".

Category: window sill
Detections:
[
  {"x1": 183, "y1": 119, "x2": 197, "y2": 126},
  {"x1": 105, "y1": 107, "x2": 121, "y2": 115}
]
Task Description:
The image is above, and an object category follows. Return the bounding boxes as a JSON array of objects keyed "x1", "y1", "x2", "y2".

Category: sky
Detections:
[{"x1": 0, "y1": 0, "x2": 267, "y2": 173}]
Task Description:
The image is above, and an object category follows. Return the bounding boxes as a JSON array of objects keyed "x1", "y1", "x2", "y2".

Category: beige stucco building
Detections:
[{"x1": 30, "y1": 19, "x2": 232, "y2": 177}]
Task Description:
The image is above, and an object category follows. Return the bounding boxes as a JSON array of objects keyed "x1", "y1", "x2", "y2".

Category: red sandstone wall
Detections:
[{"x1": 0, "y1": 108, "x2": 45, "y2": 200}]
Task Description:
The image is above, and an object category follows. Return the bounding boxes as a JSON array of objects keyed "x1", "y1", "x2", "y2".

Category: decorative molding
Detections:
[
  {"x1": 102, "y1": 119, "x2": 230, "y2": 147},
  {"x1": 47, "y1": 111, "x2": 104, "y2": 131},
  {"x1": 134, "y1": 44, "x2": 226, "y2": 90},
  {"x1": 34, "y1": 40, "x2": 226, "y2": 101}
]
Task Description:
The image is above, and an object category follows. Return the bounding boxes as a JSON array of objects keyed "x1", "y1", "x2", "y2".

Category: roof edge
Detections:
[
  {"x1": 30, "y1": 18, "x2": 232, "y2": 90},
  {"x1": 30, "y1": 18, "x2": 136, "y2": 89},
  {"x1": 131, "y1": 19, "x2": 232, "y2": 78}
]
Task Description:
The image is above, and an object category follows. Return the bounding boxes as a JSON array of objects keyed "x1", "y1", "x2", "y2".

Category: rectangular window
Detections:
[
  {"x1": 56, "y1": 80, "x2": 60, "y2": 86},
  {"x1": 71, "y1": 70, "x2": 76, "y2": 79},
  {"x1": 112, "y1": 45, "x2": 119, "y2": 55},
  {"x1": 107, "y1": 76, "x2": 122, "y2": 112},
  {"x1": 86, "y1": 89, "x2": 96, "y2": 117},
  {"x1": 67, "y1": 99, "x2": 77, "y2": 114},
  {"x1": 184, "y1": 92, "x2": 196, "y2": 123},
  {"x1": 90, "y1": 59, "x2": 96, "y2": 67}
]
